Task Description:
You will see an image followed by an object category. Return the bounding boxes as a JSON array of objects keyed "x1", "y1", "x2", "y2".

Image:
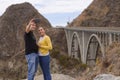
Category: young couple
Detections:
[{"x1": 24, "y1": 19, "x2": 52, "y2": 80}]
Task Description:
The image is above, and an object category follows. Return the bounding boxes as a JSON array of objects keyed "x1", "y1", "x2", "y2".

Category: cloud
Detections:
[
  {"x1": 35, "y1": 0, "x2": 93, "y2": 14},
  {"x1": 0, "y1": 0, "x2": 93, "y2": 15}
]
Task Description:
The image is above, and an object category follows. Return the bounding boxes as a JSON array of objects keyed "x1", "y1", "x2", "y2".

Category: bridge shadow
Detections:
[
  {"x1": 71, "y1": 33, "x2": 81, "y2": 62},
  {"x1": 86, "y1": 34, "x2": 104, "y2": 67}
]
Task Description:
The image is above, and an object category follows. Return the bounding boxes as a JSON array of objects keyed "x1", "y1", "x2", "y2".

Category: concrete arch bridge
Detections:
[{"x1": 64, "y1": 27, "x2": 120, "y2": 65}]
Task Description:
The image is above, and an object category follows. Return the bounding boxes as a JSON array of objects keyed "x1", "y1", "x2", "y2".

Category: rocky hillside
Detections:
[{"x1": 69, "y1": 0, "x2": 120, "y2": 27}]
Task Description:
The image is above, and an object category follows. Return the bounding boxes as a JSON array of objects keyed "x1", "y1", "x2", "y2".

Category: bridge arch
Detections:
[
  {"x1": 70, "y1": 32, "x2": 82, "y2": 60},
  {"x1": 85, "y1": 34, "x2": 105, "y2": 65}
]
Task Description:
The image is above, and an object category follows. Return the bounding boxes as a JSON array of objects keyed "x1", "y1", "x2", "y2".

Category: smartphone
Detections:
[{"x1": 33, "y1": 18, "x2": 40, "y2": 23}]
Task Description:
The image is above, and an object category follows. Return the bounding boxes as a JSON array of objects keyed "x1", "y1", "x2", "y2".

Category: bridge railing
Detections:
[{"x1": 63, "y1": 27, "x2": 120, "y2": 34}]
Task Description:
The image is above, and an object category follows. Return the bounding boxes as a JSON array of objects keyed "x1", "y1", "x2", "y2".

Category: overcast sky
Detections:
[{"x1": 0, "y1": 0, "x2": 93, "y2": 27}]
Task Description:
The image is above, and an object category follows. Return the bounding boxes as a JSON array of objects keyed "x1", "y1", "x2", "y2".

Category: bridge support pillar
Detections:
[
  {"x1": 82, "y1": 31, "x2": 90, "y2": 64},
  {"x1": 109, "y1": 33, "x2": 112, "y2": 45}
]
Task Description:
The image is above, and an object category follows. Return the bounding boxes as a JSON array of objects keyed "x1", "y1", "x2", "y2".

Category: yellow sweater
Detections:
[{"x1": 37, "y1": 35, "x2": 52, "y2": 55}]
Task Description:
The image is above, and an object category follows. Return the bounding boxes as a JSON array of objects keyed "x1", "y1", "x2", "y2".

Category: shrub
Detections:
[{"x1": 51, "y1": 48, "x2": 87, "y2": 70}]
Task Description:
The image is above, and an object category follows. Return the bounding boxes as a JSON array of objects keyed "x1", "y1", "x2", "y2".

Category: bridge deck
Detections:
[{"x1": 64, "y1": 27, "x2": 120, "y2": 33}]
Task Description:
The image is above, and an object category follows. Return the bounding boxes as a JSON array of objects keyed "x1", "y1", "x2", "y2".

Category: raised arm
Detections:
[{"x1": 25, "y1": 19, "x2": 33, "y2": 33}]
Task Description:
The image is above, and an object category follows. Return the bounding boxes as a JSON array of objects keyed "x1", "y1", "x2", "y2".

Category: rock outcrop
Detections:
[{"x1": 94, "y1": 74, "x2": 120, "y2": 80}]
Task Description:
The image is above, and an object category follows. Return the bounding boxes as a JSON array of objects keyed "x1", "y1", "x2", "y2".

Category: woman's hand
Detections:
[{"x1": 37, "y1": 42, "x2": 42, "y2": 48}]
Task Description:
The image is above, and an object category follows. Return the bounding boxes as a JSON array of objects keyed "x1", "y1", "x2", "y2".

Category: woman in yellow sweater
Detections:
[{"x1": 37, "y1": 27, "x2": 52, "y2": 80}]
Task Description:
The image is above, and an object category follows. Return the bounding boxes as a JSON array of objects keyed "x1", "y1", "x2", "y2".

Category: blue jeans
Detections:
[
  {"x1": 25, "y1": 53, "x2": 39, "y2": 80},
  {"x1": 39, "y1": 55, "x2": 51, "y2": 80}
]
